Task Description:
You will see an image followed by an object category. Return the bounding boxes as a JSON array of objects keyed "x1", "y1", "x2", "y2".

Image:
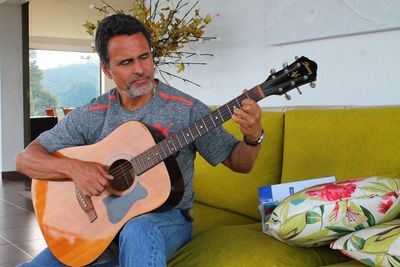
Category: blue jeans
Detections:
[{"x1": 18, "y1": 209, "x2": 193, "y2": 267}]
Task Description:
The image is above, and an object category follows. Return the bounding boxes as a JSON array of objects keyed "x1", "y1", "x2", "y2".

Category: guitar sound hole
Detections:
[{"x1": 109, "y1": 159, "x2": 135, "y2": 191}]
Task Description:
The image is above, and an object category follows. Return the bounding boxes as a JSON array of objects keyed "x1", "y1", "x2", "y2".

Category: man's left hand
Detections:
[{"x1": 231, "y1": 89, "x2": 263, "y2": 141}]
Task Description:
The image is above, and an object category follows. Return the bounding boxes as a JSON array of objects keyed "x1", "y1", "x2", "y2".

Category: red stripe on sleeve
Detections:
[
  {"x1": 158, "y1": 92, "x2": 193, "y2": 105},
  {"x1": 89, "y1": 105, "x2": 109, "y2": 111}
]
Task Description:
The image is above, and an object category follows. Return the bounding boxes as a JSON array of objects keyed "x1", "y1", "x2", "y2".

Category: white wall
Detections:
[
  {"x1": 0, "y1": 3, "x2": 25, "y2": 172},
  {"x1": 162, "y1": 0, "x2": 400, "y2": 107}
]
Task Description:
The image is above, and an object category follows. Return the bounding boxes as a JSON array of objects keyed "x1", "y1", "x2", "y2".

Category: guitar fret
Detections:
[
  {"x1": 235, "y1": 98, "x2": 242, "y2": 109},
  {"x1": 201, "y1": 118, "x2": 209, "y2": 132},
  {"x1": 143, "y1": 151, "x2": 150, "y2": 170},
  {"x1": 187, "y1": 127, "x2": 195, "y2": 140},
  {"x1": 217, "y1": 109, "x2": 225, "y2": 122},
  {"x1": 181, "y1": 129, "x2": 189, "y2": 144},
  {"x1": 209, "y1": 114, "x2": 216, "y2": 127},
  {"x1": 156, "y1": 147, "x2": 163, "y2": 161},
  {"x1": 226, "y1": 103, "x2": 232, "y2": 116},
  {"x1": 194, "y1": 122, "x2": 201, "y2": 136},
  {"x1": 149, "y1": 149, "x2": 156, "y2": 166},
  {"x1": 197, "y1": 121, "x2": 207, "y2": 135},
  {"x1": 131, "y1": 158, "x2": 139, "y2": 175},
  {"x1": 169, "y1": 137, "x2": 178, "y2": 152},
  {"x1": 175, "y1": 132, "x2": 183, "y2": 149},
  {"x1": 160, "y1": 142, "x2": 168, "y2": 158},
  {"x1": 138, "y1": 153, "x2": 146, "y2": 174},
  {"x1": 164, "y1": 140, "x2": 172, "y2": 155}
]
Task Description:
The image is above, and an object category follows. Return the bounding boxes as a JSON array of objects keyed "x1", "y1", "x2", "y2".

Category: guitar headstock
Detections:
[{"x1": 260, "y1": 56, "x2": 318, "y2": 100}]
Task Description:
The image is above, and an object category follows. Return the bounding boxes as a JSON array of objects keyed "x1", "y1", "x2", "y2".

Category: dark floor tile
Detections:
[
  {"x1": 0, "y1": 212, "x2": 38, "y2": 230},
  {"x1": 15, "y1": 239, "x2": 47, "y2": 258},
  {"x1": 0, "y1": 203, "x2": 28, "y2": 218},
  {"x1": 0, "y1": 225, "x2": 44, "y2": 243},
  {"x1": 0, "y1": 244, "x2": 32, "y2": 265},
  {"x1": 1, "y1": 197, "x2": 34, "y2": 213}
]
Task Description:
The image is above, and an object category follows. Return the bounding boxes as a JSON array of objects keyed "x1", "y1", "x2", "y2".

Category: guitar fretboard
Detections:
[{"x1": 131, "y1": 86, "x2": 264, "y2": 175}]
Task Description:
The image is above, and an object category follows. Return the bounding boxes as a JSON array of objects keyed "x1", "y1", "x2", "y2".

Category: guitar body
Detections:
[{"x1": 31, "y1": 121, "x2": 184, "y2": 266}]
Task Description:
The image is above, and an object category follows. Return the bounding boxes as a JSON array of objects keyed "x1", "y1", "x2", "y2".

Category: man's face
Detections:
[{"x1": 101, "y1": 33, "x2": 155, "y2": 99}]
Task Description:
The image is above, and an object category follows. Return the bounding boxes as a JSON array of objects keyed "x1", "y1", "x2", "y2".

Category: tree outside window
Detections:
[{"x1": 29, "y1": 50, "x2": 100, "y2": 116}]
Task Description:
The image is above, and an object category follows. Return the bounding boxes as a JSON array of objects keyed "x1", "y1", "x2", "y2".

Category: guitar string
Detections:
[
  {"x1": 106, "y1": 89, "x2": 264, "y2": 180},
  {"x1": 107, "y1": 87, "x2": 272, "y2": 181},
  {"x1": 106, "y1": 92, "x2": 257, "y2": 182},
  {"x1": 108, "y1": 92, "x2": 252, "y2": 179}
]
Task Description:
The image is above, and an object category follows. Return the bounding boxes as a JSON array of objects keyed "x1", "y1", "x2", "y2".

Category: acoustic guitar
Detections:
[{"x1": 31, "y1": 56, "x2": 318, "y2": 266}]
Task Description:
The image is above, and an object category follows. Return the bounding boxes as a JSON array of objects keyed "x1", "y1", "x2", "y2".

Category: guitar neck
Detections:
[{"x1": 132, "y1": 86, "x2": 265, "y2": 175}]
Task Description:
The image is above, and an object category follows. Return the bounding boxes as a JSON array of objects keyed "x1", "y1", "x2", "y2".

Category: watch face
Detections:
[{"x1": 257, "y1": 130, "x2": 264, "y2": 144}]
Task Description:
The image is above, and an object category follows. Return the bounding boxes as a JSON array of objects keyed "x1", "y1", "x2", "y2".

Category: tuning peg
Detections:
[
  {"x1": 310, "y1": 82, "x2": 316, "y2": 88},
  {"x1": 295, "y1": 56, "x2": 299, "y2": 60},
  {"x1": 290, "y1": 81, "x2": 296, "y2": 86},
  {"x1": 282, "y1": 62, "x2": 288, "y2": 68},
  {"x1": 278, "y1": 88, "x2": 283, "y2": 93},
  {"x1": 296, "y1": 88, "x2": 302, "y2": 95},
  {"x1": 270, "y1": 68, "x2": 276, "y2": 74},
  {"x1": 284, "y1": 93, "x2": 291, "y2": 100}
]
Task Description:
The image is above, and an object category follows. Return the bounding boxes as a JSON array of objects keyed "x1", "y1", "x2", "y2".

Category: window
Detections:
[{"x1": 29, "y1": 49, "x2": 101, "y2": 116}]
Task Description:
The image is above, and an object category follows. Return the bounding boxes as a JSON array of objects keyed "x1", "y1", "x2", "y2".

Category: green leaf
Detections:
[
  {"x1": 279, "y1": 213, "x2": 307, "y2": 240},
  {"x1": 343, "y1": 239, "x2": 349, "y2": 251},
  {"x1": 350, "y1": 235, "x2": 366, "y2": 250},
  {"x1": 290, "y1": 198, "x2": 306, "y2": 206},
  {"x1": 288, "y1": 228, "x2": 330, "y2": 245},
  {"x1": 306, "y1": 211, "x2": 321, "y2": 224},
  {"x1": 325, "y1": 226, "x2": 354, "y2": 234},
  {"x1": 363, "y1": 225, "x2": 400, "y2": 254},
  {"x1": 360, "y1": 205, "x2": 376, "y2": 226},
  {"x1": 387, "y1": 256, "x2": 400, "y2": 266},
  {"x1": 355, "y1": 224, "x2": 365, "y2": 231},
  {"x1": 360, "y1": 258, "x2": 375, "y2": 266}
]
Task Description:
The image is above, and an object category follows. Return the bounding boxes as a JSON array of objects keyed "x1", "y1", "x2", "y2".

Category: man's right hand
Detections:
[{"x1": 67, "y1": 159, "x2": 114, "y2": 197}]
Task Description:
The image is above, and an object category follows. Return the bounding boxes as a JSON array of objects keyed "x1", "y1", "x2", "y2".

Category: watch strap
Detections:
[{"x1": 243, "y1": 129, "x2": 264, "y2": 146}]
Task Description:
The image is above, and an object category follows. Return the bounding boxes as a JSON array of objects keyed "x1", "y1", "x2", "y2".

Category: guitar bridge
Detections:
[{"x1": 76, "y1": 189, "x2": 97, "y2": 223}]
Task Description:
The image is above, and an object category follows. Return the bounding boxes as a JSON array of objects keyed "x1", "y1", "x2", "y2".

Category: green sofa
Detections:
[{"x1": 168, "y1": 106, "x2": 400, "y2": 267}]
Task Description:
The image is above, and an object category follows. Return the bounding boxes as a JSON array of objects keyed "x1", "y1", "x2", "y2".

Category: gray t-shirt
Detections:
[{"x1": 38, "y1": 81, "x2": 238, "y2": 209}]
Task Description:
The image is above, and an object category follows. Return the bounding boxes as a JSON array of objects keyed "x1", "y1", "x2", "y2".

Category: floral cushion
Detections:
[
  {"x1": 265, "y1": 176, "x2": 400, "y2": 247},
  {"x1": 330, "y1": 219, "x2": 400, "y2": 266}
]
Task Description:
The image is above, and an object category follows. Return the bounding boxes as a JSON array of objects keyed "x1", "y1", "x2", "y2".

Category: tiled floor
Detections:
[{"x1": 0, "y1": 175, "x2": 46, "y2": 267}]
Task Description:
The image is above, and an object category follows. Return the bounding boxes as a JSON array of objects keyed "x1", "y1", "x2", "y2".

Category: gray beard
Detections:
[{"x1": 124, "y1": 78, "x2": 154, "y2": 99}]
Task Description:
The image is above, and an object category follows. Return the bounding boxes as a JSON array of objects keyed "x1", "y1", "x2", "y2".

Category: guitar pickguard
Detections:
[{"x1": 103, "y1": 181, "x2": 148, "y2": 224}]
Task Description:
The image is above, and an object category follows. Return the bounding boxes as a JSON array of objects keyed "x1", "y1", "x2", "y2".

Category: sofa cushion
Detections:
[
  {"x1": 281, "y1": 107, "x2": 400, "y2": 183},
  {"x1": 168, "y1": 223, "x2": 349, "y2": 267},
  {"x1": 330, "y1": 219, "x2": 400, "y2": 267},
  {"x1": 192, "y1": 201, "x2": 257, "y2": 236},
  {"x1": 265, "y1": 177, "x2": 400, "y2": 247},
  {"x1": 193, "y1": 111, "x2": 284, "y2": 219},
  {"x1": 320, "y1": 261, "x2": 366, "y2": 267}
]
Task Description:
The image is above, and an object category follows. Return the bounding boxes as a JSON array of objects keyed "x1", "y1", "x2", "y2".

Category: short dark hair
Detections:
[{"x1": 95, "y1": 14, "x2": 152, "y2": 66}]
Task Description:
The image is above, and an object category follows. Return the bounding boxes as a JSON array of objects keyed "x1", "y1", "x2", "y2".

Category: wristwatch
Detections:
[{"x1": 243, "y1": 129, "x2": 264, "y2": 146}]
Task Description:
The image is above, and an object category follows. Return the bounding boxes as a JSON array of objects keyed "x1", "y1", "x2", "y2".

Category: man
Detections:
[{"x1": 16, "y1": 14, "x2": 263, "y2": 266}]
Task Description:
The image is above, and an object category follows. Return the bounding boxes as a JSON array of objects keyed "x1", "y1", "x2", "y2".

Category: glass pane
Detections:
[{"x1": 29, "y1": 49, "x2": 100, "y2": 116}]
